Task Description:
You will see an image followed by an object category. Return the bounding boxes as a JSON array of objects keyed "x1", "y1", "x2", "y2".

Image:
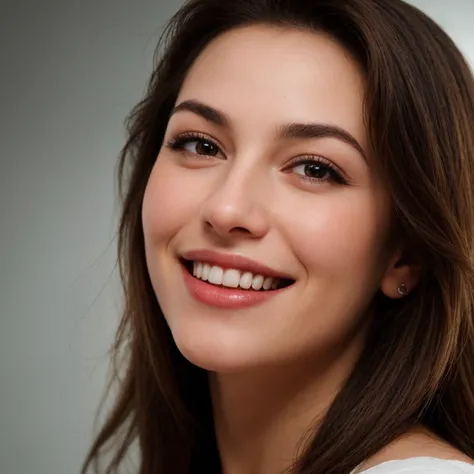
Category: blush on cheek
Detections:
[
  {"x1": 142, "y1": 157, "x2": 198, "y2": 240},
  {"x1": 285, "y1": 194, "x2": 386, "y2": 280}
]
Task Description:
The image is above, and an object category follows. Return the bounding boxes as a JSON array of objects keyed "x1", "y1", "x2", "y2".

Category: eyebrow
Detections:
[
  {"x1": 170, "y1": 99, "x2": 367, "y2": 161},
  {"x1": 171, "y1": 100, "x2": 229, "y2": 127}
]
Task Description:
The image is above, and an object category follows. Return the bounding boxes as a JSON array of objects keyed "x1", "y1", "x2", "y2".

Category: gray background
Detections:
[{"x1": 1, "y1": 1, "x2": 473, "y2": 473}]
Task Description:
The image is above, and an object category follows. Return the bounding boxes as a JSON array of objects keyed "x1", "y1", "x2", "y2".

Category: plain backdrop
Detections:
[{"x1": 1, "y1": 1, "x2": 474, "y2": 473}]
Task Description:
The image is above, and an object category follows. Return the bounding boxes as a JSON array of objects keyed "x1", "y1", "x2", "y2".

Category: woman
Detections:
[{"x1": 82, "y1": 0, "x2": 474, "y2": 473}]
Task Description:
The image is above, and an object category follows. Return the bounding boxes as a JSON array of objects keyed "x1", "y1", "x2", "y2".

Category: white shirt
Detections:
[{"x1": 354, "y1": 457, "x2": 474, "y2": 473}]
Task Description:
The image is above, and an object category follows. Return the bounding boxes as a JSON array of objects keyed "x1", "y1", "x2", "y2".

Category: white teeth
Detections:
[
  {"x1": 208, "y1": 266, "x2": 224, "y2": 285},
  {"x1": 196, "y1": 262, "x2": 203, "y2": 279},
  {"x1": 251, "y1": 274, "x2": 264, "y2": 291},
  {"x1": 202, "y1": 263, "x2": 210, "y2": 281},
  {"x1": 239, "y1": 272, "x2": 253, "y2": 289},
  {"x1": 222, "y1": 269, "x2": 241, "y2": 288},
  {"x1": 191, "y1": 261, "x2": 282, "y2": 291}
]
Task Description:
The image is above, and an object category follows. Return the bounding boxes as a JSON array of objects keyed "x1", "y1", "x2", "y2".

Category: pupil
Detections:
[
  {"x1": 196, "y1": 141, "x2": 217, "y2": 156},
  {"x1": 305, "y1": 164, "x2": 327, "y2": 179}
]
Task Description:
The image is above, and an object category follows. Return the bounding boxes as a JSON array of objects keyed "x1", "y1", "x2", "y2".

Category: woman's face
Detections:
[{"x1": 142, "y1": 25, "x2": 396, "y2": 372}]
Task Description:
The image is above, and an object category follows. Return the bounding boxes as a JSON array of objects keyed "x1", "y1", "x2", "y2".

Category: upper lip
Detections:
[{"x1": 180, "y1": 249, "x2": 295, "y2": 280}]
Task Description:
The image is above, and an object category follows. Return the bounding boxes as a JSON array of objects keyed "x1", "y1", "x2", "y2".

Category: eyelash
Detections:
[
  {"x1": 166, "y1": 132, "x2": 220, "y2": 158},
  {"x1": 165, "y1": 132, "x2": 349, "y2": 185}
]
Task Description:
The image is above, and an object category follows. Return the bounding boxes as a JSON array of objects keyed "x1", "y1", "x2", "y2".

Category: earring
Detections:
[{"x1": 397, "y1": 283, "x2": 408, "y2": 296}]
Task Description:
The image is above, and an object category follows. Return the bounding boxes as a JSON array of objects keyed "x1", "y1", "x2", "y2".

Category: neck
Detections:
[{"x1": 209, "y1": 337, "x2": 365, "y2": 474}]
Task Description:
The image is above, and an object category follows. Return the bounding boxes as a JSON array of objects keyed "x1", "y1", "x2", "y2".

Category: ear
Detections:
[{"x1": 380, "y1": 245, "x2": 423, "y2": 299}]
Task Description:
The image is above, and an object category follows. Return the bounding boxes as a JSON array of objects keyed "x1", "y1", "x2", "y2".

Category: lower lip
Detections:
[{"x1": 181, "y1": 264, "x2": 290, "y2": 309}]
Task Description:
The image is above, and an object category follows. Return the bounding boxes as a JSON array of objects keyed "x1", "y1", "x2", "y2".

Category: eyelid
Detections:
[
  {"x1": 284, "y1": 154, "x2": 345, "y2": 175},
  {"x1": 283, "y1": 154, "x2": 351, "y2": 185},
  {"x1": 166, "y1": 133, "x2": 351, "y2": 185},
  {"x1": 166, "y1": 131, "x2": 226, "y2": 156}
]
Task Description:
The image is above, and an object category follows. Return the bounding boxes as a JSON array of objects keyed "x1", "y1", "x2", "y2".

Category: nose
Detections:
[{"x1": 200, "y1": 166, "x2": 270, "y2": 240}]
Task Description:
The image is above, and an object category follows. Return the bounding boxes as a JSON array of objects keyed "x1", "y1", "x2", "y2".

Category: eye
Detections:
[
  {"x1": 185, "y1": 139, "x2": 219, "y2": 156},
  {"x1": 285, "y1": 157, "x2": 348, "y2": 185},
  {"x1": 166, "y1": 133, "x2": 223, "y2": 158}
]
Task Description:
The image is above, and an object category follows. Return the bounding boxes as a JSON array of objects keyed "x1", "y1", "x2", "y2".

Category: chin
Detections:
[{"x1": 169, "y1": 320, "x2": 262, "y2": 373}]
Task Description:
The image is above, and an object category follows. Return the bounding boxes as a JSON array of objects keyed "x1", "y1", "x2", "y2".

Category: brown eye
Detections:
[
  {"x1": 300, "y1": 163, "x2": 330, "y2": 180},
  {"x1": 193, "y1": 139, "x2": 219, "y2": 156},
  {"x1": 168, "y1": 134, "x2": 223, "y2": 158},
  {"x1": 286, "y1": 157, "x2": 347, "y2": 185}
]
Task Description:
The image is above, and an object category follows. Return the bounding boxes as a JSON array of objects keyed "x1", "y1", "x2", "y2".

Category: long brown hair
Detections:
[{"x1": 81, "y1": 0, "x2": 474, "y2": 472}]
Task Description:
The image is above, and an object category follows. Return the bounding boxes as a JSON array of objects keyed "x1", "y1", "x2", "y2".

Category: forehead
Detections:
[{"x1": 177, "y1": 24, "x2": 367, "y2": 149}]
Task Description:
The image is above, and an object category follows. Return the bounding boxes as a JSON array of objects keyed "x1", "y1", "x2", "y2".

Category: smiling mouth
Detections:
[{"x1": 180, "y1": 259, "x2": 295, "y2": 291}]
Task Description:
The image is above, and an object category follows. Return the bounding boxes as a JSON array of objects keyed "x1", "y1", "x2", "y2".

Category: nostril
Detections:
[
  {"x1": 204, "y1": 219, "x2": 254, "y2": 237},
  {"x1": 232, "y1": 226, "x2": 252, "y2": 235}
]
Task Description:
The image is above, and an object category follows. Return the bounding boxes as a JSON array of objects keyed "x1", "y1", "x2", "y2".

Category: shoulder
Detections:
[
  {"x1": 359, "y1": 457, "x2": 474, "y2": 474},
  {"x1": 356, "y1": 427, "x2": 474, "y2": 474}
]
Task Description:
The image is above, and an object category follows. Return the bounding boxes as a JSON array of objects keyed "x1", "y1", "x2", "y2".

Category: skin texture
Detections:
[{"x1": 141, "y1": 25, "x2": 430, "y2": 474}]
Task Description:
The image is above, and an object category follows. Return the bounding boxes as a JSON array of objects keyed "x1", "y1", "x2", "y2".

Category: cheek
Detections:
[
  {"x1": 142, "y1": 156, "x2": 202, "y2": 243},
  {"x1": 281, "y1": 190, "x2": 389, "y2": 282},
  {"x1": 270, "y1": 191, "x2": 390, "y2": 352}
]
